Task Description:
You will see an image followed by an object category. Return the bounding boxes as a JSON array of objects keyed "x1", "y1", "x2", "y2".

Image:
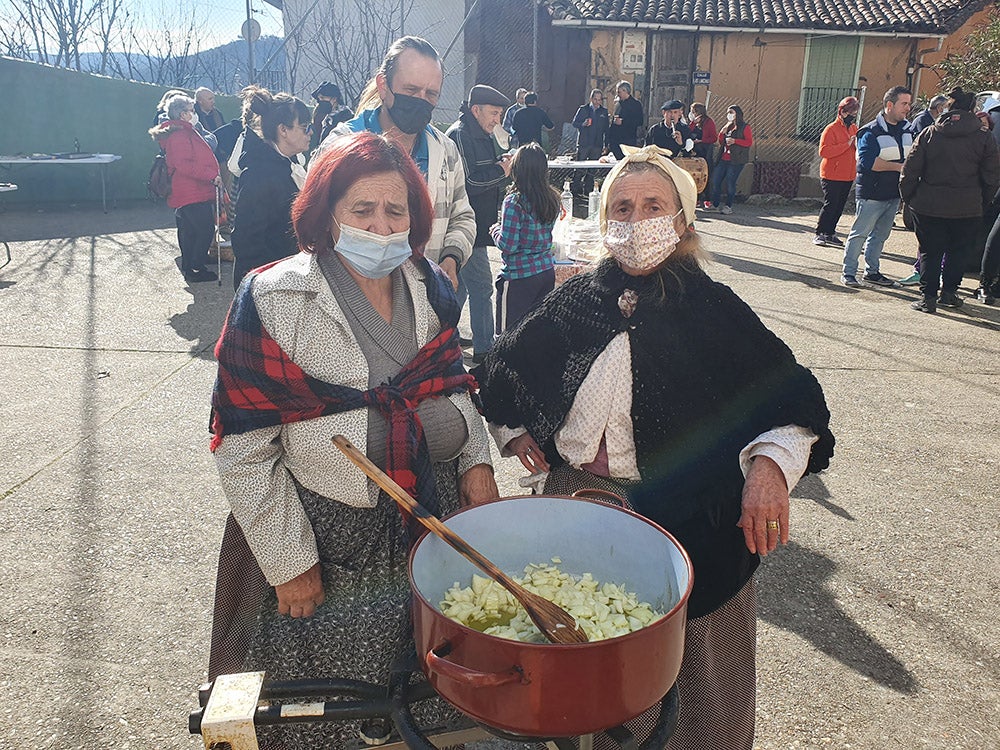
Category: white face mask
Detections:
[
  {"x1": 603, "y1": 211, "x2": 684, "y2": 271},
  {"x1": 335, "y1": 222, "x2": 412, "y2": 279},
  {"x1": 726, "y1": 112, "x2": 736, "y2": 122}
]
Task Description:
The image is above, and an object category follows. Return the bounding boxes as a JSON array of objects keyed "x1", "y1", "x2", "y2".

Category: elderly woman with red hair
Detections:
[{"x1": 207, "y1": 131, "x2": 498, "y2": 747}]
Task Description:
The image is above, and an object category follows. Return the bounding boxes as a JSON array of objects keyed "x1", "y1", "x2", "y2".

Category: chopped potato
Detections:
[{"x1": 439, "y1": 563, "x2": 662, "y2": 643}]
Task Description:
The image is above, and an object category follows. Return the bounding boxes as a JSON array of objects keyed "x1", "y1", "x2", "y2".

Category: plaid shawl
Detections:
[{"x1": 210, "y1": 256, "x2": 474, "y2": 517}]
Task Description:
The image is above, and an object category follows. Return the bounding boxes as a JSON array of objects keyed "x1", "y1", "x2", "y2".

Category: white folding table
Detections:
[
  {"x1": 0, "y1": 183, "x2": 16, "y2": 269},
  {"x1": 0, "y1": 154, "x2": 122, "y2": 213}
]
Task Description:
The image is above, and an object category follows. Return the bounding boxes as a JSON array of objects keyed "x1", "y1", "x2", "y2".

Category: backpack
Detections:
[{"x1": 147, "y1": 153, "x2": 172, "y2": 199}]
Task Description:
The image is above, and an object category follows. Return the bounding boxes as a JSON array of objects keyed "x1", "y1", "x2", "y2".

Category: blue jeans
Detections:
[
  {"x1": 456, "y1": 246, "x2": 494, "y2": 355},
  {"x1": 711, "y1": 161, "x2": 744, "y2": 207},
  {"x1": 842, "y1": 197, "x2": 899, "y2": 277}
]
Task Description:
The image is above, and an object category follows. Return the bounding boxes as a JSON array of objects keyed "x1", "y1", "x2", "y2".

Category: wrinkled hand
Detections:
[
  {"x1": 737, "y1": 456, "x2": 789, "y2": 556},
  {"x1": 275, "y1": 563, "x2": 324, "y2": 618},
  {"x1": 673, "y1": 130, "x2": 683, "y2": 144},
  {"x1": 459, "y1": 463, "x2": 500, "y2": 507},
  {"x1": 506, "y1": 433, "x2": 550, "y2": 473},
  {"x1": 439, "y1": 257, "x2": 460, "y2": 290},
  {"x1": 499, "y1": 155, "x2": 513, "y2": 177}
]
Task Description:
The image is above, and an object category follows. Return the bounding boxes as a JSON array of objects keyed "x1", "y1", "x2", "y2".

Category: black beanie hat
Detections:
[
  {"x1": 312, "y1": 82, "x2": 342, "y2": 102},
  {"x1": 947, "y1": 87, "x2": 975, "y2": 112}
]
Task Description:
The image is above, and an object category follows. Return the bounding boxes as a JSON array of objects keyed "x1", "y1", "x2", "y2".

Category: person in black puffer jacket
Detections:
[
  {"x1": 901, "y1": 86, "x2": 1000, "y2": 312},
  {"x1": 231, "y1": 86, "x2": 312, "y2": 289}
]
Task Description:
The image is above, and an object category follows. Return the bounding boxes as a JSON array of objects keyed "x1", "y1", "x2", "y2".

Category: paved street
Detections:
[{"x1": 0, "y1": 202, "x2": 997, "y2": 749}]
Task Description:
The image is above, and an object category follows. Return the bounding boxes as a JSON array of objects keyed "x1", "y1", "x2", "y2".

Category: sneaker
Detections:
[
  {"x1": 720, "y1": 205, "x2": 733, "y2": 215},
  {"x1": 701, "y1": 201, "x2": 716, "y2": 212},
  {"x1": 975, "y1": 287, "x2": 996, "y2": 305},
  {"x1": 863, "y1": 272, "x2": 896, "y2": 287},
  {"x1": 842, "y1": 275, "x2": 861, "y2": 287},
  {"x1": 937, "y1": 292, "x2": 964, "y2": 308},
  {"x1": 825, "y1": 234, "x2": 844, "y2": 248},
  {"x1": 813, "y1": 235, "x2": 828, "y2": 246},
  {"x1": 911, "y1": 298, "x2": 936, "y2": 313},
  {"x1": 897, "y1": 271, "x2": 921, "y2": 286},
  {"x1": 184, "y1": 268, "x2": 218, "y2": 283}
]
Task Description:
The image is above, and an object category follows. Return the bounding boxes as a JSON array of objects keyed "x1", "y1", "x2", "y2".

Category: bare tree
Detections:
[
  {"x1": 289, "y1": 0, "x2": 413, "y2": 106},
  {"x1": 86, "y1": 0, "x2": 128, "y2": 76}
]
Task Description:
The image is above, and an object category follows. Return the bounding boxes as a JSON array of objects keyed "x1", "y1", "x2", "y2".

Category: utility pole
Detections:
[
  {"x1": 532, "y1": 0, "x2": 538, "y2": 91},
  {"x1": 246, "y1": 0, "x2": 256, "y2": 84}
]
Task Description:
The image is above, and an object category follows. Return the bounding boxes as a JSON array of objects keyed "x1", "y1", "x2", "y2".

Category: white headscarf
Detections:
[{"x1": 599, "y1": 145, "x2": 698, "y2": 232}]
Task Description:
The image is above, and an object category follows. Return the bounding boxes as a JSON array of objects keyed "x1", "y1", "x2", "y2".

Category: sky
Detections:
[{"x1": 131, "y1": 0, "x2": 286, "y2": 51}]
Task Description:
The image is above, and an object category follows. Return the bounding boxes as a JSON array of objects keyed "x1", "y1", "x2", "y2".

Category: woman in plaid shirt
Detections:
[{"x1": 490, "y1": 143, "x2": 560, "y2": 332}]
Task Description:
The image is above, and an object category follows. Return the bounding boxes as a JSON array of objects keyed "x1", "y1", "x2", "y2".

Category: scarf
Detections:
[{"x1": 210, "y1": 256, "x2": 474, "y2": 518}]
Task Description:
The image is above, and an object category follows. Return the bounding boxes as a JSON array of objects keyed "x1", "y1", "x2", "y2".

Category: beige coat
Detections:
[{"x1": 214, "y1": 253, "x2": 491, "y2": 585}]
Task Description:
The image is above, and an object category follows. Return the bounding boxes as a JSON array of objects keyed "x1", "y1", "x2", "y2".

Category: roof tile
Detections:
[{"x1": 543, "y1": 0, "x2": 990, "y2": 34}]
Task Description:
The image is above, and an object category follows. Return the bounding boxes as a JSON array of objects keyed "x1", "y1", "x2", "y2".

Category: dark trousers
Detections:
[
  {"x1": 911, "y1": 211, "x2": 978, "y2": 300},
  {"x1": 573, "y1": 145, "x2": 602, "y2": 193},
  {"x1": 982, "y1": 208, "x2": 1000, "y2": 290},
  {"x1": 816, "y1": 179, "x2": 853, "y2": 236},
  {"x1": 495, "y1": 268, "x2": 555, "y2": 334},
  {"x1": 175, "y1": 201, "x2": 215, "y2": 274}
]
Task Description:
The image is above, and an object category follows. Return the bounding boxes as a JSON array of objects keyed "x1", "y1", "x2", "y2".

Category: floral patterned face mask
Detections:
[{"x1": 603, "y1": 211, "x2": 684, "y2": 271}]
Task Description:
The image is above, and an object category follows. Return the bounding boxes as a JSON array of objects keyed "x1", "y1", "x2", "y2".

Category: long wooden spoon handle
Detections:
[{"x1": 331, "y1": 435, "x2": 516, "y2": 587}]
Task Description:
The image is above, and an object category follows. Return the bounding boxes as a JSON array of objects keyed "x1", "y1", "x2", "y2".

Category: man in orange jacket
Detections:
[{"x1": 814, "y1": 97, "x2": 860, "y2": 247}]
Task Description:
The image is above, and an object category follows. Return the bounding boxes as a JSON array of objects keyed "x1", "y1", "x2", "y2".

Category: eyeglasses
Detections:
[{"x1": 292, "y1": 123, "x2": 313, "y2": 135}]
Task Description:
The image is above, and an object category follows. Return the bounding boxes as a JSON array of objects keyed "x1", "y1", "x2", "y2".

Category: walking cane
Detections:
[{"x1": 214, "y1": 184, "x2": 222, "y2": 287}]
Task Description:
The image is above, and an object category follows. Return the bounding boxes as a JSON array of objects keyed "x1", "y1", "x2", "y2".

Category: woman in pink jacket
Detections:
[
  {"x1": 814, "y1": 96, "x2": 859, "y2": 247},
  {"x1": 150, "y1": 94, "x2": 222, "y2": 282}
]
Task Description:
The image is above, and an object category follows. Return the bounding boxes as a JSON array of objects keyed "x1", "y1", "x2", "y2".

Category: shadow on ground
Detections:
[
  {"x1": 757, "y1": 538, "x2": 920, "y2": 694},
  {"x1": 168, "y1": 257, "x2": 236, "y2": 359},
  {"x1": 0, "y1": 202, "x2": 175, "y2": 242}
]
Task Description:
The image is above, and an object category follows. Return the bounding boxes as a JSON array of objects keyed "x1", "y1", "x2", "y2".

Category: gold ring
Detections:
[{"x1": 766, "y1": 520, "x2": 779, "y2": 530}]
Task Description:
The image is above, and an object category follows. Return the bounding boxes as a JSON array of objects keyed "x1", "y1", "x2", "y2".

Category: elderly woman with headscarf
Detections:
[
  {"x1": 208, "y1": 131, "x2": 498, "y2": 748},
  {"x1": 474, "y1": 145, "x2": 835, "y2": 749}
]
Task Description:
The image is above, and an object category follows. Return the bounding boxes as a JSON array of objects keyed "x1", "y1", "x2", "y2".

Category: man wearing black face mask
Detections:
[{"x1": 314, "y1": 36, "x2": 476, "y2": 289}]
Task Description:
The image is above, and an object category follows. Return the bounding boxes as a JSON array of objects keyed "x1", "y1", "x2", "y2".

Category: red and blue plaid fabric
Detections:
[
  {"x1": 210, "y1": 257, "x2": 474, "y2": 520},
  {"x1": 490, "y1": 193, "x2": 556, "y2": 280}
]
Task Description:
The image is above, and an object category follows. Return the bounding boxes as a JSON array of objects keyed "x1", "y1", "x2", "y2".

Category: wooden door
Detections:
[{"x1": 651, "y1": 34, "x2": 695, "y2": 121}]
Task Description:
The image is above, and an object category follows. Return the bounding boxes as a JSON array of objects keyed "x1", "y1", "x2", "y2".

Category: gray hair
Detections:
[
  {"x1": 166, "y1": 94, "x2": 195, "y2": 120},
  {"x1": 616, "y1": 80, "x2": 632, "y2": 94},
  {"x1": 195, "y1": 87, "x2": 213, "y2": 102},
  {"x1": 929, "y1": 94, "x2": 949, "y2": 111}
]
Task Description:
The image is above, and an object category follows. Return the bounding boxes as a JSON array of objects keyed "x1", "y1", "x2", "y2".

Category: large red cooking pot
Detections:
[{"x1": 409, "y1": 494, "x2": 693, "y2": 738}]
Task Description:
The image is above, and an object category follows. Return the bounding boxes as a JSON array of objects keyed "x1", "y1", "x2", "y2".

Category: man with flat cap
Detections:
[
  {"x1": 645, "y1": 99, "x2": 692, "y2": 157},
  {"x1": 310, "y1": 81, "x2": 352, "y2": 147},
  {"x1": 446, "y1": 85, "x2": 513, "y2": 362}
]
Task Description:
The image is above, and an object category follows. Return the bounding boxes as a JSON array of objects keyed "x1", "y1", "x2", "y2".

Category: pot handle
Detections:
[
  {"x1": 572, "y1": 488, "x2": 632, "y2": 509},
  {"x1": 426, "y1": 644, "x2": 527, "y2": 687}
]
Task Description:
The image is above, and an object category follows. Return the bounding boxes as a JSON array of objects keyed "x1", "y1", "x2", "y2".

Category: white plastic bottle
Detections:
[{"x1": 561, "y1": 181, "x2": 573, "y2": 219}]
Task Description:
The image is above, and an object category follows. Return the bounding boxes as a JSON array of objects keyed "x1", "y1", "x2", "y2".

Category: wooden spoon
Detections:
[{"x1": 332, "y1": 435, "x2": 588, "y2": 645}]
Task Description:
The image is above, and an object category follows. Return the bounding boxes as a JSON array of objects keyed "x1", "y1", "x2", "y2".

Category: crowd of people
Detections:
[
  {"x1": 816, "y1": 85, "x2": 1000, "y2": 311},
  {"x1": 138, "y1": 33, "x2": 1000, "y2": 749},
  {"x1": 198, "y1": 38, "x2": 833, "y2": 750}
]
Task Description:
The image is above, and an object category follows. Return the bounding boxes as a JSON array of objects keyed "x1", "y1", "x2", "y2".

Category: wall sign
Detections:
[
  {"x1": 622, "y1": 30, "x2": 647, "y2": 72},
  {"x1": 692, "y1": 70, "x2": 711, "y2": 86}
]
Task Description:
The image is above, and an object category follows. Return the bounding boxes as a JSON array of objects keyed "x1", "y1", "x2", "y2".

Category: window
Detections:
[{"x1": 798, "y1": 36, "x2": 863, "y2": 141}]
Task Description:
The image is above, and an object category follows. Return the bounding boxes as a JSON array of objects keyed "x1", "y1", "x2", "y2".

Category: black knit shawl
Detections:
[{"x1": 474, "y1": 258, "x2": 835, "y2": 617}]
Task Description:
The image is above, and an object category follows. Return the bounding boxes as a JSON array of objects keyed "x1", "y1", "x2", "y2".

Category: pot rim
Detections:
[{"x1": 409, "y1": 493, "x2": 694, "y2": 649}]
